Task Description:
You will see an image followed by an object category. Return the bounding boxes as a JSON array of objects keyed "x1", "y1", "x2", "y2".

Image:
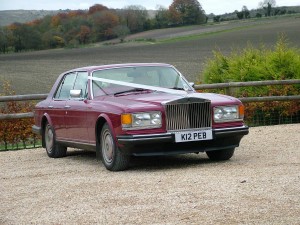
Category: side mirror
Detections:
[
  {"x1": 70, "y1": 89, "x2": 82, "y2": 98},
  {"x1": 189, "y1": 82, "x2": 195, "y2": 88}
]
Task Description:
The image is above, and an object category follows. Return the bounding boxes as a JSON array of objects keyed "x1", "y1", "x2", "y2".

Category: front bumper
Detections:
[
  {"x1": 32, "y1": 125, "x2": 42, "y2": 136},
  {"x1": 117, "y1": 126, "x2": 249, "y2": 156}
]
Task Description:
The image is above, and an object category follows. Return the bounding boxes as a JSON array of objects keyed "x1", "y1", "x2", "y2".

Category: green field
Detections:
[{"x1": 1, "y1": 16, "x2": 300, "y2": 95}]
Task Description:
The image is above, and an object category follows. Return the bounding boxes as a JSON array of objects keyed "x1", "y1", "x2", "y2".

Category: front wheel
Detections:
[
  {"x1": 206, "y1": 148, "x2": 235, "y2": 161},
  {"x1": 100, "y1": 123, "x2": 130, "y2": 171},
  {"x1": 44, "y1": 122, "x2": 67, "y2": 158}
]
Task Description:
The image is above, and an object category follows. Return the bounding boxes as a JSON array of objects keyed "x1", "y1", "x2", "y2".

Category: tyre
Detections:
[
  {"x1": 100, "y1": 123, "x2": 130, "y2": 171},
  {"x1": 206, "y1": 148, "x2": 235, "y2": 161},
  {"x1": 44, "y1": 122, "x2": 67, "y2": 158}
]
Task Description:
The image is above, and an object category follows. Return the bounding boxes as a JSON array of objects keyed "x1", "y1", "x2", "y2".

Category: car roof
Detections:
[{"x1": 68, "y1": 63, "x2": 173, "y2": 73}]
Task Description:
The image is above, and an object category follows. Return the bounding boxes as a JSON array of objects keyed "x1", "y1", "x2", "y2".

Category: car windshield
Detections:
[{"x1": 92, "y1": 66, "x2": 192, "y2": 97}]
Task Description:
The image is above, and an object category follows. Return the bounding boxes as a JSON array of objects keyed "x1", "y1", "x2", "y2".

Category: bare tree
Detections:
[
  {"x1": 112, "y1": 25, "x2": 130, "y2": 42},
  {"x1": 121, "y1": 5, "x2": 148, "y2": 33},
  {"x1": 242, "y1": 6, "x2": 250, "y2": 19},
  {"x1": 155, "y1": 5, "x2": 169, "y2": 28},
  {"x1": 259, "y1": 0, "x2": 276, "y2": 16}
]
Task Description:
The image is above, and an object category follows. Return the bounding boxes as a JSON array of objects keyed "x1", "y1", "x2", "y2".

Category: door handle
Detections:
[
  {"x1": 64, "y1": 105, "x2": 71, "y2": 109},
  {"x1": 48, "y1": 106, "x2": 53, "y2": 109}
]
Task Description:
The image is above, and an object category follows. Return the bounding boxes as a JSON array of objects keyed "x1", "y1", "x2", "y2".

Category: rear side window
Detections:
[{"x1": 54, "y1": 73, "x2": 76, "y2": 99}]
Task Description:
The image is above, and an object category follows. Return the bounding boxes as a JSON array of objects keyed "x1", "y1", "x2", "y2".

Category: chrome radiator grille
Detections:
[{"x1": 165, "y1": 101, "x2": 211, "y2": 131}]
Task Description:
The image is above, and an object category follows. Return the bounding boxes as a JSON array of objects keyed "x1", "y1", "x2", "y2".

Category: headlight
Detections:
[
  {"x1": 121, "y1": 112, "x2": 162, "y2": 130},
  {"x1": 214, "y1": 105, "x2": 244, "y2": 123}
]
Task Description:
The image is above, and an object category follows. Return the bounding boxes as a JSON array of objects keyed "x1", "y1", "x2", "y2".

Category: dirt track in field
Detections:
[
  {"x1": 1, "y1": 124, "x2": 299, "y2": 224},
  {"x1": 1, "y1": 17, "x2": 300, "y2": 95}
]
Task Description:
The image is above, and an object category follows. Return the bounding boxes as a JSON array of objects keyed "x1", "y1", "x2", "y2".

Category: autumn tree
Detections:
[
  {"x1": 88, "y1": 4, "x2": 108, "y2": 14},
  {"x1": 259, "y1": 0, "x2": 276, "y2": 16},
  {"x1": 67, "y1": 10, "x2": 85, "y2": 18},
  {"x1": 51, "y1": 14, "x2": 63, "y2": 28},
  {"x1": 169, "y1": 0, "x2": 206, "y2": 25},
  {"x1": 42, "y1": 30, "x2": 59, "y2": 48},
  {"x1": 1, "y1": 2, "x2": 214, "y2": 52},
  {"x1": 91, "y1": 10, "x2": 119, "y2": 41},
  {"x1": 168, "y1": 5, "x2": 182, "y2": 25},
  {"x1": 78, "y1": 25, "x2": 91, "y2": 44},
  {"x1": 26, "y1": 19, "x2": 43, "y2": 26}
]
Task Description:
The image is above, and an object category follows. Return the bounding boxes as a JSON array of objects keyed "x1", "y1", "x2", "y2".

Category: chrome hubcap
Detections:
[
  {"x1": 45, "y1": 125, "x2": 53, "y2": 154},
  {"x1": 102, "y1": 130, "x2": 114, "y2": 164}
]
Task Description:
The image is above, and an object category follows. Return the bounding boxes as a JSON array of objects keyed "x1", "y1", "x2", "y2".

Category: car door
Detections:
[
  {"x1": 85, "y1": 75, "x2": 108, "y2": 144},
  {"x1": 49, "y1": 72, "x2": 76, "y2": 141},
  {"x1": 64, "y1": 71, "x2": 89, "y2": 143}
]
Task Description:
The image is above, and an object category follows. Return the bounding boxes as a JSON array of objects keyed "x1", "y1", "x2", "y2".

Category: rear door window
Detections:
[
  {"x1": 73, "y1": 72, "x2": 88, "y2": 98},
  {"x1": 54, "y1": 73, "x2": 76, "y2": 99},
  {"x1": 54, "y1": 72, "x2": 89, "y2": 99}
]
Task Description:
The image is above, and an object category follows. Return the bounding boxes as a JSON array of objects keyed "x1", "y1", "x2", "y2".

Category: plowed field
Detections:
[{"x1": 1, "y1": 16, "x2": 300, "y2": 94}]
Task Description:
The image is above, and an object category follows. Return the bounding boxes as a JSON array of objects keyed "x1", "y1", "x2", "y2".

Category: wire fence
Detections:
[
  {"x1": 0, "y1": 138, "x2": 42, "y2": 151},
  {"x1": 244, "y1": 105, "x2": 300, "y2": 126}
]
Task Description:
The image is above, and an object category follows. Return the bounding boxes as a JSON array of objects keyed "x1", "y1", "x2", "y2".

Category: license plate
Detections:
[{"x1": 175, "y1": 130, "x2": 213, "y2": 143}]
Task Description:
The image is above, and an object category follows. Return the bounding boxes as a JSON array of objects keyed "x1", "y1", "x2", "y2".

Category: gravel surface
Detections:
[{"x1": 1, "y1": 124, "x2": 299, "y2": 224}]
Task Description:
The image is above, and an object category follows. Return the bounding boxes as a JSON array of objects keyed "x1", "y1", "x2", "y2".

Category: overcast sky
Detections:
[{"x1": 1, "y1": 0, "x2": 300, "y2": 15}]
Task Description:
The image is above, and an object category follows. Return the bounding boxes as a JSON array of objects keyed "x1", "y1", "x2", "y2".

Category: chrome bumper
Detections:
[{"x1": 117, "y1": 125, "x2": 249, "y2": 144}]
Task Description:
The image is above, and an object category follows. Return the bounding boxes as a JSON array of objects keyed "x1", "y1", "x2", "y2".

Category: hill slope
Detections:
[
  {"x1": 0, "y1": 9, "x2": 157, "y2": 27},
  {"x1": 0, "y1": 10, "x2": 63, "y2": 26}
]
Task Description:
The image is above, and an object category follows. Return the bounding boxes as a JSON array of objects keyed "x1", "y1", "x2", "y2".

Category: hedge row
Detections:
[{"x1": 201, "y1": 35, "x2": 300, "y2": 126}]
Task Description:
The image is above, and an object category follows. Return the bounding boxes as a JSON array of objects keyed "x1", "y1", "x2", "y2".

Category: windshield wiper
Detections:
[{"x1": 114, "y1": 88, "x2": 149, "y2": 96}]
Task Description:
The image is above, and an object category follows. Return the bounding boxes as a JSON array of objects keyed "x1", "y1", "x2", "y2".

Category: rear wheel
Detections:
[
  {"x1": 100, "y1": 123, "x2": 130, "y2": 171},
  {"x1": 44, "y1": 122, "x2": 67, "y2": 158},
  {"x1": 206, "y1": 148, "x2": 235, "y2": 161}
]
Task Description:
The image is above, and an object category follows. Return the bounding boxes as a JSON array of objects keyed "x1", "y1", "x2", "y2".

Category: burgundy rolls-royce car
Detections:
[{"x1": 32, "y1": 63, "x2": 249, "y2": 171}]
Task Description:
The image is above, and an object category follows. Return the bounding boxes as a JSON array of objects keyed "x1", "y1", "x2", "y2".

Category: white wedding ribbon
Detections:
[{"x1": 88, "y1": 76, "x2": 188, "y2": 96}]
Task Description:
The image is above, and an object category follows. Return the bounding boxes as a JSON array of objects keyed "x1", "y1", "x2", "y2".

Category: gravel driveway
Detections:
[{"x1": 1, "y1": 124, "x2": 299, "y2": 224}]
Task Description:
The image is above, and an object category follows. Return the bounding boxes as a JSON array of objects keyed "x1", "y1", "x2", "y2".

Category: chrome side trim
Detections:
[
  {"x1": 117, "y1": 133, "x2": 173, "y2": 143},
  {"x1": 214, "y1": 125, "x2": 249, "y2": 136},
  {"x1": 214, "y1": 125, "x2": 249, "y2": 132},
  {"x1": 56, "y1": 140, "x2": 96, "y2": 151}
]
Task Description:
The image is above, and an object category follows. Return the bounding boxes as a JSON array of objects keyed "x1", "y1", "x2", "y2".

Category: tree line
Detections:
[
  {"x1": 214, "y1": 0, "x2": 298, "y2": 22},
  {"x1": 0, "y1": 0, "x2": 206, "y2": 53}
]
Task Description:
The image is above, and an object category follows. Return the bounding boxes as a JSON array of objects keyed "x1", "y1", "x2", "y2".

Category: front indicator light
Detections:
[
  {"x1": 121, "y1": 114, "x2": 132, "y2": 127},
  {"x1": 239, "y1": 105, "x2": 245, "y2": 119}
]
